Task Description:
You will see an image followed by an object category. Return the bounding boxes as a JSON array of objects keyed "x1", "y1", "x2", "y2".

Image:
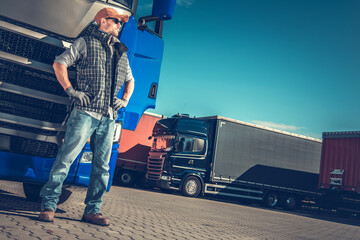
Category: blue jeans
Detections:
[{"x1": 40, "y1": 109, "x2": 115, "y2": 215}]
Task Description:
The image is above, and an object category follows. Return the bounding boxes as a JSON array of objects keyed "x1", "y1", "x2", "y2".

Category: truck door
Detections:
[
  {"x1": 171, "y1": 135, "x2": 207, "y2": 174},
  {"x1": 117, "y1": 16, "x2": 164, "y2": 130}
]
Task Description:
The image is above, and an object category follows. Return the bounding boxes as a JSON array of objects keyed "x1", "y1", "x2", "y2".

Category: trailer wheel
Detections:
[
  {"x1": 283, "y1": 195, "x2": 297, "y2": 211},
  {"x1": 182, "y1": 176, "x2": 201, "y2": 197},
  {"x1": 23, "y1": 183, "x2": 72, "y2": 205},
  {"x1": 264, "y1": 191, "x2": 280, "y2": 208},
  {"x1": 119, "y1": 171, "x2": 135, "y2": 187}
]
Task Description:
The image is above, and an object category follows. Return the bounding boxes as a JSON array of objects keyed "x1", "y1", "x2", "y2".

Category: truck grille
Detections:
[
  {"x1": 0, "y1": 121, "x2": 58, "y2": 136},
  {"x1": 0, "y1": 90, "x2": 68, "y2": 123},
  {"x1": 1, "y1": 134, "x2": 58, "y2": 158},
  {"x1": 146, "y1": 155, "x2": 165, "y2": 180},
  {"x1": 0, "y1": 27, "x2": 64, "y2": 64},
  {"x1": 0, "y1": 22, "x2": 73, "y2": 158},
  {"x1": 0, "y1": 60, "x2": 68, "y2": 96}
]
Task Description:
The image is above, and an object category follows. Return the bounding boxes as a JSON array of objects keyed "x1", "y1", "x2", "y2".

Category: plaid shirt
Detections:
[{"x1": 55, "y1": 27, "x2": 133, "y2": 119}]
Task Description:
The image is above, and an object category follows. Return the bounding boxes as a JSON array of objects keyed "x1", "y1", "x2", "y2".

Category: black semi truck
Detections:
[{"x1": 146, "y1": 115, "x2": 322, "y2": 210}]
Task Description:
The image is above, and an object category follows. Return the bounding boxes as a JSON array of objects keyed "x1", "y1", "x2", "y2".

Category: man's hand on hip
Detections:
[
  {"x1": 65, "y1": 86, "x2": 93, "y2": 106},
  {"x1": 113, "y1": 98, "x2": 128, "y2": 111}
]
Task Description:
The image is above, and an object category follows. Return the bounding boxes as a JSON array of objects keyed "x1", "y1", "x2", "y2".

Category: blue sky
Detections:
[{"x1": 142, "y1": 0, "x2": 360, "y2": 139}]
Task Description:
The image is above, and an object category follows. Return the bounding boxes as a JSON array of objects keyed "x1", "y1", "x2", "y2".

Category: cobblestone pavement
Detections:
[{"x1": 0, "y1": 180, "x2": 359, "y2": 240}]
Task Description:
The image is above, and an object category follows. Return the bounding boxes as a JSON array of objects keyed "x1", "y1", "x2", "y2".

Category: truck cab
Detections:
[
  {"x1": 0, "y1": 0, "x2": 175, "y2": 202},
  {"x1": 147, "y1": 115, "x2": 209, "y2": 196}
]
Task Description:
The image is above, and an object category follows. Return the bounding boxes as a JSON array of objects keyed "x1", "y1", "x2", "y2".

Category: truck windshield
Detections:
[
  {"x1": 151, "y1": 135, "x2": 175, "y2": 152},
  {"x1": 153, "y1": 119, "x2": 175, "y2": 135},
  {"x1": 112, "y1": 0, "x2": 133, "y2": 9}
]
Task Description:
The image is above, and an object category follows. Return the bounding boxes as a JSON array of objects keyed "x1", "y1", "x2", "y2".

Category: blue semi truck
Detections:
[{"x1": 0, "y1": 0, "x2": 175, "y2": 202}]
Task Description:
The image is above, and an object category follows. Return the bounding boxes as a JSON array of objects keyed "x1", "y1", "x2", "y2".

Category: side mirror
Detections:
[
  {"x1": 152, "y1": 0, "x2": 176, "y2": 20},
  {"x1": 148, "y1": 136, "x2": 153, "y2": 140},
  {"x1": 139, "y1": 0, "x2": 176, "y2": 27}
]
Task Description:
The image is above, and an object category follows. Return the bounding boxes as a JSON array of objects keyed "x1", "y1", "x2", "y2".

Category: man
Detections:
[{"x1": 38, "y1": 7, "x2": 135, "y2": 226}]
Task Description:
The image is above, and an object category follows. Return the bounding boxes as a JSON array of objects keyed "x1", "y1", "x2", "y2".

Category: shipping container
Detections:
[
  {"x1": 319, "y1": 131, "x2": 360, "y2": 193},
  {"x1": 319, "y1": 131, "x2": 360, "y2": 214}
]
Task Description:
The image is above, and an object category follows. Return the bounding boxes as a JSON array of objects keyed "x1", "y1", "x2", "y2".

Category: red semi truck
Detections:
[
  {"x1": 113, "y1": 112, "x2": 163, "y2": 186},
  {"x1": 319, "y1": 131, "x2": 360, "y2": 214}
]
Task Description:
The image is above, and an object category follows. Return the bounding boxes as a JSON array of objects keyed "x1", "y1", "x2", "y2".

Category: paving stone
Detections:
[{"x1": 0, "y1": 180, "x2": 359, "y2": 240}]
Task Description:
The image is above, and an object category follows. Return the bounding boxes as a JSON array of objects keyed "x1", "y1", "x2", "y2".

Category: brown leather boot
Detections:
[
  {"x1": 81, "y1": 213, "x2": 110, "y2": 226},
  {"x1": 38, "y1": 209, "x2": 55, "y2": 222}
]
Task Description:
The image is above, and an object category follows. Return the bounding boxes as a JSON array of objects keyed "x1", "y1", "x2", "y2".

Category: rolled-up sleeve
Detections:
[
  {"x1": 125, "y1": 58, "x2": 135, "y2": 82},
  {"x1": 54, "y1": 38, "x2": 86, "y2": 67}
]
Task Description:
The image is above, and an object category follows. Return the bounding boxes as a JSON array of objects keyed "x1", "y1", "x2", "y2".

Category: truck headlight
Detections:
[
  {"x1": 113, "y1": 122, "x2": 122, "y2": 143},
  {"x1": 79, "y1": 152, "x2": 93, "y2": 163},
  {"x1": 161, "y1": 175, "x2": 172, "y2": 181}
]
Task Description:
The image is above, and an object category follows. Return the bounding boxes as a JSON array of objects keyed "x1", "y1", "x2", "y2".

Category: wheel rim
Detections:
[
  {"x1": 266, "y1": 193, "x2": 278, "y2": 207},
  {"x1": 285, "y1": 196, "x2": 296, "y2": 209},
  {"x1": 121, "y1": 173, "x2": 131, "y2": 184},
  {"x1": 185, "y1": 180, "x2": 198, "y2": 195}
]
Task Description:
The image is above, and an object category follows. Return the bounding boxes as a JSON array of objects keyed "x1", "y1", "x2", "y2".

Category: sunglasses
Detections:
[{"x1": 106, "y1": 17, "x2": 122, "y2": 25}]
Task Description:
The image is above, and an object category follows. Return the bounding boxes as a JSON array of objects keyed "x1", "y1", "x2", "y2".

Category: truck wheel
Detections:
[
  {"x1": 23, "y1": 182, "x2": 43, "y2": 202},
  {"x1": 182, "y1": 176, "x2": 201, "y2": 197},
  {"x1": 283, "y1": 195, "x2": 297, "y2": 211},
  {"x1": 119, "y1": 171, "x2": 135, "y2": 186},
  {"x1": 23, "y1": 183, "x2": 72, "y2": 205},
  {"x1": 58, "y1": 188, "x2": 72, "y2": 205},
  {"x1": 264, "y1": 191, "x2": 280, "y2": 208}
]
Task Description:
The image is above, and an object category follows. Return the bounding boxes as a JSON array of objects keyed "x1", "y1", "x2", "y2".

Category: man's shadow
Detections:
[{"x1": 0, "y1": 189, "x2": 71, "y2": 221}]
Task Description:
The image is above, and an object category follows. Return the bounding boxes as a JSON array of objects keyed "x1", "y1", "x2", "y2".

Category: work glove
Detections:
[
  {"x1": 65, "y1": 86, "x2": 93, "y2": 107},
  {"x1": 113, "y1": 97, "x2": 128, "y2": 111}
]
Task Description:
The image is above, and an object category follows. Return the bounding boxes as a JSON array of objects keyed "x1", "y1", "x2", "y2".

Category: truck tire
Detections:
[
  {"x1": 283, "y1": 194, "x2": 297, "y2": 211},
  {"x1": 182, "y1": 176, "x2": 201, "y2": 197},
  {"x1": 23, "y1": 182, "x2": 43, "y2": 202},
  {"x1": 119, "y1": 170, "x2": 135, "y2": 186},
  {"x1": 23, "y1": 183, "x2": 72, "y2": 205},
  {"x1": 263, "y1": 191, "x2": 281, "y2": 208}
]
